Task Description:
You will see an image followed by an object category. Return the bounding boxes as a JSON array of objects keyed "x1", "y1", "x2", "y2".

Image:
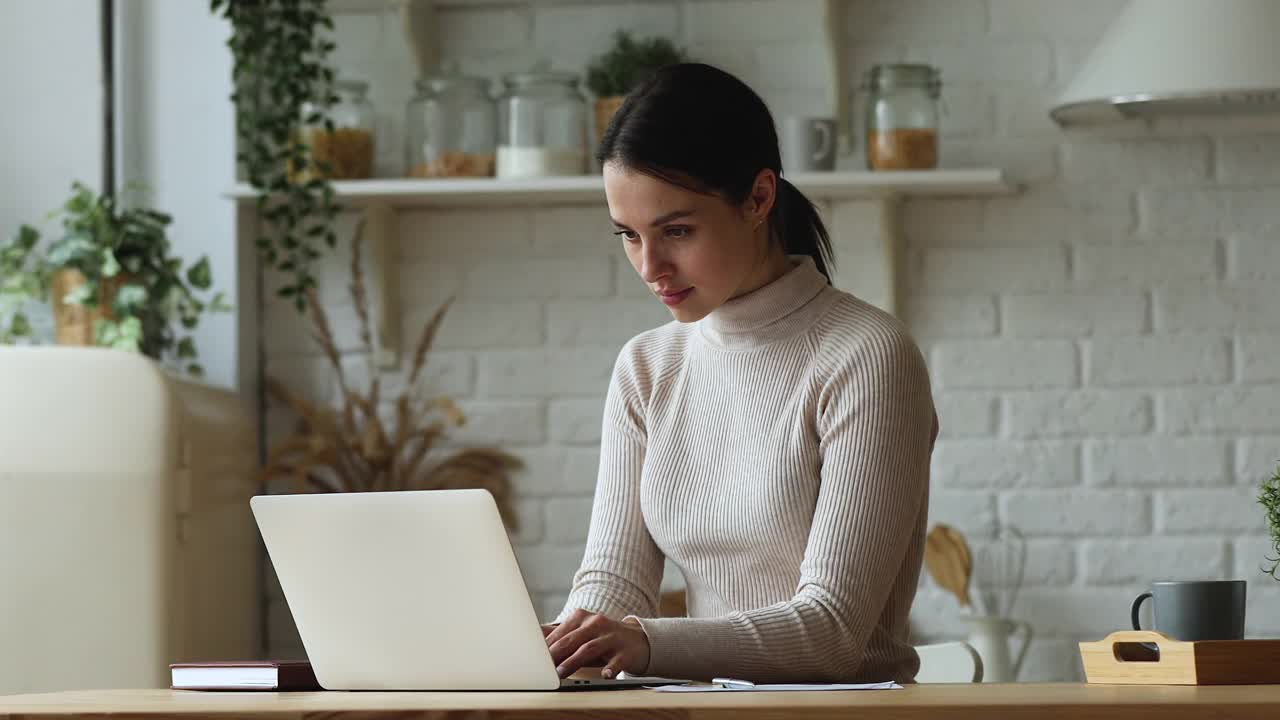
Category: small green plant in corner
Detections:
[
  {"x1": 585, "y1": 29, "x2": 689, "y2": 98},
  {"x1": 0, "y1": 182, "x2": 229, "y2": 376},
  {"x1": 1261, "y1": 465, "x2": 1280, "y2": 580}
]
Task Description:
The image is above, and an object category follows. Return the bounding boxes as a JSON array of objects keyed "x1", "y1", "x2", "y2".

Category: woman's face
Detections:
[{"x1": 603, "y1": 162, "x2": 783, "y2": 323}]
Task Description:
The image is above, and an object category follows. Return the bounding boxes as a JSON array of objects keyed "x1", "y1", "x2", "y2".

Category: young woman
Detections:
[{"x1": 542, "y1": 63, "x2": 939, "y2": 685}]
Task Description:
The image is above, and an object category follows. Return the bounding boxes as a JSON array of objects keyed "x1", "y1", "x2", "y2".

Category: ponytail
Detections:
[{"x1": 772, "y1": 178, "x2": 834, "y2": 283}]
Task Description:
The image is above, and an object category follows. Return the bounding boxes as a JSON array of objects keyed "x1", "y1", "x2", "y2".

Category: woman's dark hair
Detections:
[{"x1": 597, "y1": 63, "x2": 834, "y2": 282}]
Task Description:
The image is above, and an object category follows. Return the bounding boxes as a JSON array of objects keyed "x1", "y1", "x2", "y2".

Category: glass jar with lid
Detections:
[
  {"x1": 496, "y1": 70, "x2": 588, "y2": 178},
  {"x1": 405, "y1": 73, "x2": 497, "y2": 178},
  {"x1": 294, "y1": 78, "x2": 377, "y2": 180},
  {"x1": 862, "y1": 64, "x2": 942, "y2": 171}
]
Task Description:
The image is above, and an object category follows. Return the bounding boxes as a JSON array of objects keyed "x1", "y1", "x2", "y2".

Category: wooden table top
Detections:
[{"x1": 2, "y1": 684, "x2": 1280, "y2": 720}]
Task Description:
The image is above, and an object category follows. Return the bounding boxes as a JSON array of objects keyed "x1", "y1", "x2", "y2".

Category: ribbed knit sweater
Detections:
[{"x1": 554, "y1": 256, "x2": 937, "y2": 684}]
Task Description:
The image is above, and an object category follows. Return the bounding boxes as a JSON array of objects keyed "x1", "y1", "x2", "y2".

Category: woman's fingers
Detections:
[
  {"x1": 600, "y1": 655, "x2": 625, "y2": 679},
  {"x1": 547, "y1": 611, "x2": 606, "y2": 661},
  {"x1": 543, "y1": 609, "x2": 588, "y2": 647},
  {"x1": 544, "y1": 610, "x2": 649, "y2": 678},
  {"x1": 555, "y1": 636, "x2": 613, "y2": 678},
  {"x1": 548, "y1": 624, "x2": 602, "y2": 665}
]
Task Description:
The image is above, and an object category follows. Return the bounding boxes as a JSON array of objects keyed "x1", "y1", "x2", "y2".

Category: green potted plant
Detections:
[
  {"x1": 210, "y1": 0, "x2": 341, "y2": 309},
  {"x1": 1261, "y1": 465, "x2": 1280, "y2": 580},
  {"x1": 585, "y1": 30, "x2": 689, "y2": 144},
  {"x1": 0, "y1": 181, "x2": 228, "y2": 376}
]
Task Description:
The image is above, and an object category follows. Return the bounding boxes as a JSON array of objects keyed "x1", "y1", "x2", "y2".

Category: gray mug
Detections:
[
  {"x1": 1130, "y1": 580, "x2": 1246, "y2": 641},
  {"x1": 781, "y1": 116, "x2": 836, "y2": 173}
]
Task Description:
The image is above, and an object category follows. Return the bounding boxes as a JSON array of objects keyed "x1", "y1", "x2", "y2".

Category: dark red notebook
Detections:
[{"x1": 169, "y1": 660, "x2": 321, "y2": 691}]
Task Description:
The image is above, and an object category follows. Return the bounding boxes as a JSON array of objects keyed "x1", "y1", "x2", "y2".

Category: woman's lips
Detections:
[{"x1": 658, "y1": 287, "x2": 694, "y2": 306}]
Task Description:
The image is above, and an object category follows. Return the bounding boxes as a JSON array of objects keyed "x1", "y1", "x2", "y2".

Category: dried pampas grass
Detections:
[{"x1": 261, "y1": 212, "x2": 522, "y2": 529}]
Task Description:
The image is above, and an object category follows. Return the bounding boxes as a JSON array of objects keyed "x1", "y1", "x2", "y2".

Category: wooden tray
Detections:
[{"x1": 1080, "y1": 630, "x2": 1280, "y2": 685}]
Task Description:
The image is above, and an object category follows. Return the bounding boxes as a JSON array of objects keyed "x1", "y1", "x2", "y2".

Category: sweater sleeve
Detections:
[
  {"x1": 554, "y1": 343, "x2": 665, "y2": 623},
  {"x1": 628, "y1": 329, "x2": 934, "y2": 682}
]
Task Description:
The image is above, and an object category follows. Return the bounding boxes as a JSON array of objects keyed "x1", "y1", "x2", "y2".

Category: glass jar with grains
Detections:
[
  {"x1": 862, "y1": 64, "x2": 941, "y2": 171},
  {"x1": 293, "y1": 79, "x2": 377, "y2": 181},
  {"x1": 405, "y1": 73, "x2": 497, "y2": 178},
  {"x1": 496, "y1": 70, "x2": 588, "y2": 178}
]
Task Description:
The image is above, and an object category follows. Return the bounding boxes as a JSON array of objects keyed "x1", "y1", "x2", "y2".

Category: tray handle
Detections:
[
  {"x1": 1098, "y1": 630, "x2": 1181, "y2": 664},
  {"x1": 1098, "y1": 630, "x2": 1177, "y2": 646}
]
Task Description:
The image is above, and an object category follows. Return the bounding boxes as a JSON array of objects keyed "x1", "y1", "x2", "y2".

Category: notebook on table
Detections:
[{"x1": 170, "y1": 660, "x2": 320, "y2": 691}]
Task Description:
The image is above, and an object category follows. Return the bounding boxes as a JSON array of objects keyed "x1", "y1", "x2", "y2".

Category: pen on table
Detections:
[{"x1": 712, "y1": 677, "x2": 756, "y2": 689}]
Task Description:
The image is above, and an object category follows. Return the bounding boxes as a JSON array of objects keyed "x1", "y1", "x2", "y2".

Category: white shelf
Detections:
[{"x1": 227, "y1": 169, "x2": 1013, "y2": 208}]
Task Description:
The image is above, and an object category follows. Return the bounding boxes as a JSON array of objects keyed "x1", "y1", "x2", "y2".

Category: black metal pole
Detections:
[{"x1": 101, "y1": 0, "x2": 115, "y2": 199}]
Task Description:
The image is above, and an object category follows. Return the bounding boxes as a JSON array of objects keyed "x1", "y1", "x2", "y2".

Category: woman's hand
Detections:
[{"x1": 543, "y1": 609, "x2": 651, "y2": 679}]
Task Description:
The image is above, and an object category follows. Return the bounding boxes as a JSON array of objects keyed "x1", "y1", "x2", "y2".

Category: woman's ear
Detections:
[{"x1": 745, "y1": 168, "x2": 777, "y2": 225}]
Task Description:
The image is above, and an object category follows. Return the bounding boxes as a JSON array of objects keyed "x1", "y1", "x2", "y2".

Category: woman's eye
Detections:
[
  {"x1": 666, "y1": 226, "x2": 690, "y2": 239},
  {"x1": 614, "y1": 230, "x2": 640, "y2": 243}
]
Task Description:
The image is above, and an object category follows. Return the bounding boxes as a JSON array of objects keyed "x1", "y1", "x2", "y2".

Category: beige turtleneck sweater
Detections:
[{"x1": 554, "y1": 256, "x2": 937, "y2": 684}]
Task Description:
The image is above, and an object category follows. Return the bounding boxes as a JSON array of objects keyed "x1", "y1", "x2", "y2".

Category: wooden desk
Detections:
[{"x1": 2, "y1": 684, "x2": 1279, "y2": 720}]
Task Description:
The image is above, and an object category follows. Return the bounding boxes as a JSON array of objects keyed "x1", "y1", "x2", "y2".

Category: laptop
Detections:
[{"x1": 251, "y1": 488, "x2": 684, "y2": 690}]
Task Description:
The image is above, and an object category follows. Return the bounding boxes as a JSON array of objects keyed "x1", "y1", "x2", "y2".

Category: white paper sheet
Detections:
[{"x1": 652, "y1": 681, "x2": 902, "y2": 692}]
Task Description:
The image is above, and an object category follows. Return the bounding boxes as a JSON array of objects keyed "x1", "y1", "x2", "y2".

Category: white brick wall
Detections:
[
  {"x1": 934, "y1": 392, "x2": 999, "y2": 438},
  {"x1": 1157, "y1": 490, "x2": 1271, "y2": 534},
  {"x1": 918, "y1": 246, "x2": 1070, "y2": 292},
  {"x1": 1086, "y1": 336, "x2": 1231, "y2": 387},
  {"x1": 1001, "y1": 491, "x2": 1151, "y2": 536},
  {"x1": 1140, "y1": 187, "x2": 1280, "y2": 235},
  {"x1": 1074, "y1": 242, "x2": 1220, "y2": 290},
  {"x1": 1218, "y1": 136, "x2": 1280, "y2": 184},
  {"x1": 904, "y1": 295, "x2": 997, "y2": 338},
  {"x1": 1227, "y1": 231, "x2": 1280, "y2": 285},
  {"x1": 933, "y1": 339, "x2": 1077, "y2": 389},
  {"x1": 932, "y1": 440, "x2": 1079, "y2": 488},
  {"x1": 1061, "y1": 138, "x2": 1212, "y2": 184},
  {"x1": 1083, "y1": 538, "x2": 1228, "y2": 585},
  {"x1": 1085, "y1": 438, "x2": 1230, "y2": 487},
  {"x1": 548, "y1": 397, "x2": 606, "y2": 445},
  {"x1": 1005, "y1": 391, "x2": 1151, "y2": 437},
  {"x1": 1002, "y1": 293, "x2": 1148, "y2": 337},
  {"x1": 259, "y1": 0, "x2": 1280, "y2": 678},
  {"x1": 1238, "y1": 437, "x2": 1280, "y2": 484},
  {"x1": 1157, "y1": 289, "x2": 1280, "y2": 333}
]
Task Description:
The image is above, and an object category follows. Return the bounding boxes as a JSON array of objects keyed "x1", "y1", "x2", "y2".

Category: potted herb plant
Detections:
[
  {"x1": 585, "y1": 30, "x2": 688, "y2": 144},
  {"x1": 1262, "y1": 465, "x2": 1280, "y2": 580},
  {"x1": 0, "y1": 182, "x2": 228, "y2": 376}
]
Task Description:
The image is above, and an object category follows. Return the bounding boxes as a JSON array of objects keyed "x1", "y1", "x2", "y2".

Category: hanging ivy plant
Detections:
[
  {"x1": 1261, "y1": 466, "x2": 1280, "y2": 581},
  {"x1": 210, "y1": 0, "x2": 341, "y2": 310}
]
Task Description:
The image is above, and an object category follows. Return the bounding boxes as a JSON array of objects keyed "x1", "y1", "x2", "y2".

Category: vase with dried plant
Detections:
[{"x1": 261, "y1": 214, "x2": 522, "y2": 529}]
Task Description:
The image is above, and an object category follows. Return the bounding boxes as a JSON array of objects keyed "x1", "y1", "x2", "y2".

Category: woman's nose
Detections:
[{"x1": 639, "y1": 240, "x2": 668, "y2": 283}]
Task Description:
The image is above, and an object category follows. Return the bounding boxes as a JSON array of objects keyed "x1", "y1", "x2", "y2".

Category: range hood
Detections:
[{"x1": 1050, "y1": 0, "x2": 1280, "y2": 126}]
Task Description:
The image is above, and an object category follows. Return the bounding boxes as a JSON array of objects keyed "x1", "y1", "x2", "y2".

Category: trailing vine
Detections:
[
  {"x1": 1261, "y1": 466, "x2": 1280, "y2": 580},
  {"x1": 210, "y1": 0, "x2": 341, "y2": 309}
]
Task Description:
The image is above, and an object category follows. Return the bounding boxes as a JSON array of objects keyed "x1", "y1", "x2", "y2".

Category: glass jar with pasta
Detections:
[
  {"x1": 293, "y1": 79, "x2": 377, "y2": 181},
  {"x1": 862, "y1": 64, "x2": 941, "y2": 171},
  {"x1": 405, "y1": 73, "x2": 497, "y2": 178}
]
